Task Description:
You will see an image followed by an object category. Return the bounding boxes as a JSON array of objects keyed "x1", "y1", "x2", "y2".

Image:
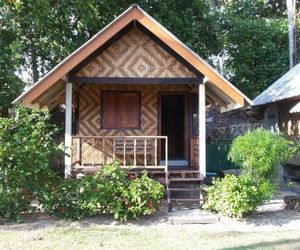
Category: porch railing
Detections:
[
  {"x1": 72, "y1": 136, "x2": 168, "y2": 171},
  {"x1": 190, "y1": 136, "x2": 199, "y2": 167}
]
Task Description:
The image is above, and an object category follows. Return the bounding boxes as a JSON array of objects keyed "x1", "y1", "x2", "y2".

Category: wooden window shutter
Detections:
[
  {"x1": 102, "y1": 91, "x2": 140, "y2": 129},
  {"x1": 102, "y1": 92, "x2": 118, "y2": 128},
  {"x1": 120, "y1": 92, "x2": 140, "y2": 128}
]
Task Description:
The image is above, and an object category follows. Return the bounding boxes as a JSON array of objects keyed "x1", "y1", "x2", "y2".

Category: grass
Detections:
[{"x1": 1, "y1": 221, "x2": 300, "y2": 250}]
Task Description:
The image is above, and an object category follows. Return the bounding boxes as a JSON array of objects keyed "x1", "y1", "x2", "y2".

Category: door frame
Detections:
[{"x1": 158, "y1": 91, "x2": 189, "y2": 161}]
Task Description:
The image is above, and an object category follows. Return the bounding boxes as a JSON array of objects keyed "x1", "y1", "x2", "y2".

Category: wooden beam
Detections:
[
  {"x1": 48, "y1": 94, "x2": 65, "y2": 110},
  {"x1": 205, "y1": 95, "x2": 215, "y2": 106},
  {"x1": 65, "y1": 82, "x2": 73, "y2": 178},
  {"x1": 39, "y1": 88, "x2": 65, "y2": 109},
  {"x1": 206, "y1": 85, "x2": 229, "y2": 107},
  {"x1": 199, "y1": 83, "x2": 206, "y2": 177},
  {"x1": 69, "y1": 76, "x2": 202, "y2": 84}
]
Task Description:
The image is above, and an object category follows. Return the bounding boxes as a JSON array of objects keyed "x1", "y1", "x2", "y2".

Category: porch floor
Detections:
[{"x1": 72, "y1": 165, "x2": 198, "y2": 176}]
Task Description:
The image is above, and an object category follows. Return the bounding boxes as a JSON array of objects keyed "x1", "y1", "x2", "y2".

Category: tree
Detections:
[
  {"x1": 0, "y1": 2, "x2": 25, "y2": 117},
  {"x1": 219, "y1": 0, "x2": 300, "y2": 98},
  {"x1": 286, "y1": 0, "x2": 297, "y2": 68}
]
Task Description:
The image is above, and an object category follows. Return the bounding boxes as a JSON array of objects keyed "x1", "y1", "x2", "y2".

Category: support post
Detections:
[
  {"x1": 199, "y1": 83, "x2": 206, "y2": 177},
  {"x1": 65, "y1": 82, "x2": 72, "y2": 178}
]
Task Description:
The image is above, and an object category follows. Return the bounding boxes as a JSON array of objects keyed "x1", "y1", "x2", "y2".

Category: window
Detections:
[{"x1": 101, "y1": 91, "x2": 140, "y2": 129}]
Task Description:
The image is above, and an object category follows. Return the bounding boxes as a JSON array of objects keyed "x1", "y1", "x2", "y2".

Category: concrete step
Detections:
[{"x1": 168, "y1": 210, "x2": 219, "y2": 224}]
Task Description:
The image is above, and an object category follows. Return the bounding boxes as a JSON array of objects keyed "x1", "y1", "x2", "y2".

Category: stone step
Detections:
[{"x1": 169, "y1": 210, "x2": 219, "y2": 224}]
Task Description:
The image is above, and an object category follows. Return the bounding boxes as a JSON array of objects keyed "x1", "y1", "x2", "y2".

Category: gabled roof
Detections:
[
  {"x1": 254, "y1": 63, "x2": 300, "y2": 106},
  {"x1": 14, "y1": 4, "x2": 252, "y2": 109}
]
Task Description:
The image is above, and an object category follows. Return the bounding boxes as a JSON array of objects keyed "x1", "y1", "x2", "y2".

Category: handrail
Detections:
[
  {"x1": 71, "y1": 135, "x2": 168, "y2": 172},
  {"x1": 72, "y1": 135, "x2": 168, "y2": 139}
]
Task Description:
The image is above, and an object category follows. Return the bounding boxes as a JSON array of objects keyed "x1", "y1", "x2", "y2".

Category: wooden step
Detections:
[
  {"x1": 169, "y1": 170, "x2": 201, "y2": 174},
  {"x1": 171, "y1": 198, "x2": 203, "y2": 202},
  {"x1": 169, "y1": 178, "x2": 203, "y2": 182},
  {"x1": 169, "y1": 188, "x2": 200, "y2": 191}
]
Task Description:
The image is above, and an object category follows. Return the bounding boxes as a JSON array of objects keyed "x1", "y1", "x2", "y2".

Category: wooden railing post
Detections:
[
  {"x1": 154, "y1": 138, "x2": 157, "y2": 167},
  {"x1": 92, "y1": 138, "x2": 95, "y2": 167},
  {"x1": 76, "y1": 137, "x2": 81, "y2": 165},
  {"x1": 123, "y1": 139, "x2": 126, "y2": 166},
  {"x1": 133, "y1": 139, "x2": 137, "y2": 166},
  {"x1": 144, "y1": 139, "x2": 147, "y2": 167},
  {"x1": 113, "y1": 139, "x2": 116, "y2": 160}
]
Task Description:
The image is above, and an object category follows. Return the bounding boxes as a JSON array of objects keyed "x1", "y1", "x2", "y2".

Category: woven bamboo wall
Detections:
[
  {"x1": 78, "y1": 84, "x2": 196, "y2": 136},
  {"x1": 278, "y1": 100, "x2": 300, "y2": 165},
  {"x1": 75, "y1": 28, "x2": 196, "y2": 78},
  {"x1": 279, "y1": 100, "x2": 300, "y2": 136}
]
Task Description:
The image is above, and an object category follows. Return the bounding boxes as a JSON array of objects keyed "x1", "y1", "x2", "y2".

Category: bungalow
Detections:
[
  {"x1": 253, "y1": 63, "x2": 300, "y2": 137},
  {"x1": 14, "y1": 4, "x2": 251, "y2": 209},
  {"x1": 253, "y1": 63, "x2": 300, "y2": 180}
]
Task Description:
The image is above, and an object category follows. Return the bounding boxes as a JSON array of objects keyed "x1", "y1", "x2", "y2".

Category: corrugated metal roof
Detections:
[{"x1": 253, "y1": 63, "x2": 300, "y2": 106}]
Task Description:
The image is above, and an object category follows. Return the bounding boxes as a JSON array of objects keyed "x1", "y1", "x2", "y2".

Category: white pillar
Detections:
[
  {"x1": 199, "y1": 83, "x2": 206, "y2": 177},
  {"x1": 65, "y1": 82, "x2": 72, "y2": 178}
]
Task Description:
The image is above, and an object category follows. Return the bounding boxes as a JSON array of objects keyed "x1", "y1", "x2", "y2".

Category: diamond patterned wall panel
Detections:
[{"x1": 75, "y1": 28, "x2": 196, "y2": 78}]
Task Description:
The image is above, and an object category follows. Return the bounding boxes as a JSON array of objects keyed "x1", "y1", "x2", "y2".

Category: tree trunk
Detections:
[
  {"x1": 286, "y1": 0, "x2": 297, "y2": 69},
  {"x1": 1, "y1": 106, "x2": 9, "y2": 118},
  {"x1": 29, "y1": 42, "x2": 39, "y2": 84}
]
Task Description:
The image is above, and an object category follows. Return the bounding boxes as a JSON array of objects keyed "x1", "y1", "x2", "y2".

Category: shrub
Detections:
[
  {"x1": 0, "y1": 106, "x2": 58, "y2": 220},
  {"x1": 204, "y1": 175, "x2": 275, "y2": 218},
  {"x1": 38, "y1": 163, "x2": 165, "y2": 221},
  {"x1": 204, "y1": 129, "x2": 297, "y2": 218},
  {"x1": 228, "y1": 128, "x2": 295, "y2": 182},
  {"x1": 111, "y1": 172, "x2": 165, "y2": 221},
  {"x1": 0, "y1": 186, "x2": 31, "y2": 222}
]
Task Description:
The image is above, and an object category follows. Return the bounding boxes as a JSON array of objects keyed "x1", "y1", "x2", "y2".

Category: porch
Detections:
[
  {"x1": 71, "y1": 135, "x2": 200, "y2": 175},
  {"x1": 71, "y1": 135, "x2": 169, "y2": 175}
]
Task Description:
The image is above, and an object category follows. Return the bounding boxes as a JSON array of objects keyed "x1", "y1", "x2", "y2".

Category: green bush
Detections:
[
  {"x1": 228, "y1": 128, "x2": 295, "y2": 182},
  {"x1": 112, "y1": 171, "x2": 165, "y2": 221},
  {"x1": 38, "y1": 163, "x2": 165, "y2": 221},
  {"x1": 0, "y1": 106, "x2": 59, "y2": 221},
  {"x1": 204, "y1": 175, "x2": 275, "y2": 218},
  {"x1": 204, "y1": 129, "x2": 297, "y2": 218},
  {"x1": 0, "y1": 186, "x2": 31, "y2": 222}
]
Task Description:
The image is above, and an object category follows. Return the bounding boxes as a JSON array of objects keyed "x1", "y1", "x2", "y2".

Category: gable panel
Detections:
[{"x1": 75, "y1": 28, "x2": 196, "y2": 78}]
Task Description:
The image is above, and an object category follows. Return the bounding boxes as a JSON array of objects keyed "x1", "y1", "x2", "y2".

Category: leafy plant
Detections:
[
  {"x1": 0, "y1": 106, "x2": 59, "y2": 220},
  {"x1": 204, "y1": 129, "x2": 297, "y2": 218},
  {"x1": 111, "y1": 171, "x2": 165, "y2": 221},
  {"x1": 228, "y1": 128, "x2": 295, "y2": 182},
  {"x1": 38, "y1": 162, "x2": 165, "y2": 221},
  {"x1": 204, "y1": 175, "x2": 275, "y2": 218}
]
